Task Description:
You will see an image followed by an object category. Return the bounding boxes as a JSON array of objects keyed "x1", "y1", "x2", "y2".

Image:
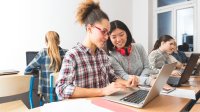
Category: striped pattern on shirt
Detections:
[
  {"x1": 56, "y1": 43, "x2": 117, "y2": 100},
  {"x1": 24, "y1": 47, "x2": 67, "y2": 102}
]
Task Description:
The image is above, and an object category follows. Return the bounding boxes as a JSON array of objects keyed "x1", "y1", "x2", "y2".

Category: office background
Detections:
[
  {"x1": 0, "y1": 0, "x2": 150, "y2": 71},
  {"x1": 0, "y1": 0, "x2": 200, "y2": 71}
]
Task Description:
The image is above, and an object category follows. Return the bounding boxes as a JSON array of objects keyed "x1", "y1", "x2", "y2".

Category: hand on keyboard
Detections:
[
  {"x1": 171, "y1": 70, "x2": 182, "y2": 76},
  {"x1": 126, "y1": 75, "x2": 139, "y2": 87},
  {"x1": 102, "y1": 82, "x2": 127, "y2": 96}
]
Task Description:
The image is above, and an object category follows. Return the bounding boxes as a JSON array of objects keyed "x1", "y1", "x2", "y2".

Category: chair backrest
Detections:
[
  {"x1": 50, "y1": 72, "x2": 59, "y2": 102},
  {"x1": 0, "y1": 75, "x2": 35, "y2": 108}
]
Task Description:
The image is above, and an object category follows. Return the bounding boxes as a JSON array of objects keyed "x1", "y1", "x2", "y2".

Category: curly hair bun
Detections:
[{"x1": 76, "y1": 0, "x2": 100, "y2": 25}]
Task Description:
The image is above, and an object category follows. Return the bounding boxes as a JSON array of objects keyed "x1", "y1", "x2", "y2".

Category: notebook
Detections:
[
  {"x1": 104, "y1": 63, "x2": 176, "y2": 108},
  {"x1": 0, "y1": 69, "x2": 19, "y2": 76},
  {"x1": 167, "y1": 53, "x2": 200, "y2": 87}
]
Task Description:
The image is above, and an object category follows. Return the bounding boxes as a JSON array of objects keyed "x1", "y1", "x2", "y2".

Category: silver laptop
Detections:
[{"x1": 104, "y1": 63, "x2": 176, "y2": 108}]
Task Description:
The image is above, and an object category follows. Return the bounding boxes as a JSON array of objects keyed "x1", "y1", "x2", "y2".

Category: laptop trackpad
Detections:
[{"x1": 104, "y1": 88, "x2": 138, "y2": 100}]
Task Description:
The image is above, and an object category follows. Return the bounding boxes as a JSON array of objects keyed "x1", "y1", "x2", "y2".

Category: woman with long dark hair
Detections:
[
  {"x1": 148, "y1": 35, "x2": 182, "y2": 76},
  {"x1": 107, "y1": 20, "x2": 156, "y2": 86}
]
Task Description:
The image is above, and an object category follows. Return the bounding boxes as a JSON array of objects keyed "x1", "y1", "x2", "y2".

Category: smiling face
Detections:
[
  {"x1": 161, "y1": 39, "x2": 175, "y2": 54},
  {"x1": 88, "y1": 19, "x2": 110, "y2": 49},
  {"x1": 109, "y1": 28, "x2": 127, "y2": 49}
]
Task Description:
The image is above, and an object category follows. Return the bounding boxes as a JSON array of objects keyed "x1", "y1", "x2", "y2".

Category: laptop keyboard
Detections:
[{"x1": 120, "y1": 90, "x2": 149, "y2": 104}]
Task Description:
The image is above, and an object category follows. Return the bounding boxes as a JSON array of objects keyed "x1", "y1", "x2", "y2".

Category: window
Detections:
[
  {"x1": 154, "y1": 0, "x2": 196, "y2": 52},
  {"x1": 176, "y1": 8, "x2": 194, "y2": 51},
  {"x1": 157, "y1": 11, "x2": 172, "y2": 38},
  {"x1": 158, "y1": 0, "x2": 190, "y2": 7}
]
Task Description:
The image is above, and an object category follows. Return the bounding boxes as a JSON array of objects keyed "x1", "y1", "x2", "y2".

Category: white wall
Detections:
[
  {"x1": 0, "y1": 0, "x2": 136, "y2": 71},
  {"x1": 101, "y1": 0, "x2": 133, "y2": 31},
  {"x1": 132, "y1": 0, "x2": 149, "y2": 53},
  {"x1": 197, "y1": 0, "x2": 200, "y2": 52},
  {"x1": 148, "y1": 0, "x2": 154, "y2": 53}
]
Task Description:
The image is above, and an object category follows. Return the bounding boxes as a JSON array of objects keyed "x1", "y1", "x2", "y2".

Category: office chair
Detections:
[
  {"x1": 50, "y1": 72, "x2": 59, "y2": 102},
  {"x1": 0, "y1": 75, "x2": 35, "y2": 110},
  {"x1": 26, "y1": 51, "x2": 43, "y2": 107}
]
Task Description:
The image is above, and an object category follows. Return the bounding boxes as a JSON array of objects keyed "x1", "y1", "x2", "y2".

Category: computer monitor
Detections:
[
  {"x1": 182, "y1": 35, "x2": 193, "y2": 51},
  {"x1": 26, "y1": 51, "x2": 38, "y2": 65}
]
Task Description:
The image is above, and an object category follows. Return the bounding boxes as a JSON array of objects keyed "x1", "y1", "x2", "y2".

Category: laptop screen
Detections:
[{"x1": 181, "y1": 53, "x2": 200, "y2": 83}]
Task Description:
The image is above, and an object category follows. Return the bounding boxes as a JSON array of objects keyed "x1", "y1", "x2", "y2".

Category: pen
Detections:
[{"x1": 166, "y1": 87, "x2": 176, "y2": 94}]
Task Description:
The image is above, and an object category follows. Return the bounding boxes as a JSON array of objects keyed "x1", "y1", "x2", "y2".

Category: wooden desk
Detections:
[
  {"x1": 30, "y1": 95, "x2": 190, "y2": 112},
  {"x1": 190, "y1": 99, "x2": 200, "y2": 112},
  {"x1": 30, "y1": 76, "x2": 200, "y2": 112},
  {"x1": 0, "y1": 100, "x2": 29, "y2": 112},
  {"x1": 179, "y1": 76, "x2": 200, "y2": 93}
]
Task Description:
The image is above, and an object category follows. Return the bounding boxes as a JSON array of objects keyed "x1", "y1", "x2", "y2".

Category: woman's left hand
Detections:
[{"x1": 126, "y1": 75, "x2": 139, "y2": 87}]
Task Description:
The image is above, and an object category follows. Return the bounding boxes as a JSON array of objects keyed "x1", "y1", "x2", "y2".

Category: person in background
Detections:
[
  {"x1": 24, "y1": 31, "x2": 67, "y2": 103},
  {"x1": 148, "y1": 35, "x2": 183, "y2": 76},
  {"x1": 106, "y1": 20, "x2": 157, "y2": 86},
  {"x1": 55, "y1": 0, "x2": 138, "y2": 100},
  {"x1": 178, "y1": 43, "x2": 190, "y2": 52},
  {"x1": 171, "y1": 41, "x2": 188, "y2": 64}
]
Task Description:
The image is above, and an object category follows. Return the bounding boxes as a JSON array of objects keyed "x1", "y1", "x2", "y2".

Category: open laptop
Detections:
[
  {"x1": 167, "y1": 53, "x2": 200, "y2": 87},
  {"x1": 104, "y1": 63, "x2": 176, "y2": 108}
]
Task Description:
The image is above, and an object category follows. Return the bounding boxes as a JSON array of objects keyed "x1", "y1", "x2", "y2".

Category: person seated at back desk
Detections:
[
  {"x1": 148, "y1": 35, "x2": 184, "y2": 76},
  {"x1": 178, "y1": 43, "x2": 189, "y2": 52},
  {"x1": 172, "y1": 42, "x2": 188, "y2": 64},
  {"x1": 24, "y1": 31, "x2": 67, "y2": 103}
]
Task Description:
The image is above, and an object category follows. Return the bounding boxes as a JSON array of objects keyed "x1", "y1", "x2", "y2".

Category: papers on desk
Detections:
[
  {"x1": 161, "y1": 88, "x2": 196, "y2": 100},
  {"x1": 41, "y1": 99, "x2": 113, "y2": 112},
  {"x1": 91, "y1": 98, "x2": 135, "y2": 112}
]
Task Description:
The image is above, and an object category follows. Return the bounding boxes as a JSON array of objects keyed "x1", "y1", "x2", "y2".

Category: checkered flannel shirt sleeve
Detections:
[
  {"x1": 56, "y1": 53, "x2": 76, "y2": 100},
  {"x1": 24, "y1": 50, "x2": 42, "y2": 74}
]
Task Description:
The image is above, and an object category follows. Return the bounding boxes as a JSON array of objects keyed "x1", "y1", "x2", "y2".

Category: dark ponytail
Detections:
[
  {"x1": 152, "y1": 40, "x2": 161, "y2": 51},
  {"x1": 152, "y1": 35, "x2": 174, "y2": 51}
]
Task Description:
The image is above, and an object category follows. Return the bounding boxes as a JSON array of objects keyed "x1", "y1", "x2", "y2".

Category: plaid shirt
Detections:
[
  {"x1": 24, "y1": 47, "x2": 67, "y2": 102},
  {"x1": 56, "y1": 43, "x2": 117, "y2": 100}
]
